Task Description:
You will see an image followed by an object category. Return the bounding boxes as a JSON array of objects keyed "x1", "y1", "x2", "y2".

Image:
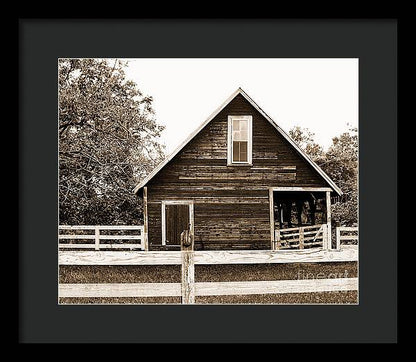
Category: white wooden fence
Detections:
[
  {"x1": 58, "y1": 225, "x2": 145, "y2": 250},
  {"x1": 58, "y1": 225, "x2": 358, "y2": 304},
  {"x1": 335, "y1": 226, "x2": 358, "y2": 250},
  {"x1": 275, "y1": 224, "x2": 327, "y2": 250}
]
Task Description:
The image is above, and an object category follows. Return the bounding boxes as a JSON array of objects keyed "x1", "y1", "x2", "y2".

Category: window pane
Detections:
[
  {"x1": 233, "y1": 119, "x2": 240, "y2": 131},
  {"x1": 240, "y1": 152, "x2": 247, "y2": 162},
  {"x1": 240, "y1": 141, "x2": 247, "y2": 153},
  {"x1": 233, "y1": 141, "x2": 240, "y2": 162},
  {"x1": 232, "y1": 120, "x2": 248, "y2": 141},
  {"x1": 240, "y1": 141, "x2": 248, "y2": 162}
]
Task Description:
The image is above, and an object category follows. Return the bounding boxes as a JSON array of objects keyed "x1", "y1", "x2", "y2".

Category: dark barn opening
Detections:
[{"x1": 273, "y1": 191, "x2": 328, "y2": 229}]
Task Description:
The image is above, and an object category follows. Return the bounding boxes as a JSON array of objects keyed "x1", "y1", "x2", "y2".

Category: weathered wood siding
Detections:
[{"x1": 147, "y1": 94, "x2": 328, "y2": 250}]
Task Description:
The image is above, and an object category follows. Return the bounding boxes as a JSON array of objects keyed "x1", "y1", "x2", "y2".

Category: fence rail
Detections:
[
  {"x1": 59, "y1": 247, "x2": 358, "y2": 265},
  {"x1": 59, "y1": 278, "x2": 358, "y2": 299},
  {"x1": 335, "y1": 226, "x2": 358, "y2": 250},
  {"x1": 58, "y1": 225, "x2": 144, "y2": 251}
]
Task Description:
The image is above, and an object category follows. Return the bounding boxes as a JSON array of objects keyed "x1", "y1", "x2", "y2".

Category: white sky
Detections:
[{"x1": 123, "y1": 58, "x2": 358, "y2": 153}]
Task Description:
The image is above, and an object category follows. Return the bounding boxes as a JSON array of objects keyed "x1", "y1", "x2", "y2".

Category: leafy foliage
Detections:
[
  {"x1": 289, "y1": 126, "x2": 358, "y2": 226},
  {"x1": 289, "y1": 126, "x2": 324, "y2": 160},
  {"x1": 59, "y1": 59, "x2": 165, "y2": 225}
]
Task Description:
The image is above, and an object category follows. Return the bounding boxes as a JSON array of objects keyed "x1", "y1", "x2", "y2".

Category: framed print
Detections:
[{"x1": 19, "y1": 18, "x2": 397, "y2": 343}]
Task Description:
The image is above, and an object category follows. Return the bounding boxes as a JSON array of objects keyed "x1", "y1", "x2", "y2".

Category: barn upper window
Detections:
[{"x1": 228, "y1": 115, "x2": 252, "y2": 165}]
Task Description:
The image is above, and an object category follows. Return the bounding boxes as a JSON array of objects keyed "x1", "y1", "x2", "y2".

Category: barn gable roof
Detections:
[{"x1": 133, "y1": 88, "x2": 342, "y2": 196}]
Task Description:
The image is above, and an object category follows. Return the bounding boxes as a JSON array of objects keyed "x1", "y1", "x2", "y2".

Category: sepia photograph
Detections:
[{"x1": 58, "y1": 58, "x2": 359, "y2": 305}]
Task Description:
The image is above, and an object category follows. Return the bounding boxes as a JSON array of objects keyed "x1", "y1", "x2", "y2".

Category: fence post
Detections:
[
  {"x1": 327, "y1": 223, "x2": 332, "y2": 250},
  {"x1": 299, "y1": 227, "x2": 304, "y2": 249},
  {"x1": 336, "y1": 227, "x2": 341, "y2": 251},
  {"x1": 94, "y1": 226, "x2": 100, "y2": 250},
  {"x1": 322, "y1": 224, "x2": 328, "y2": 250},
  {"x1": 276, "y1": 229, "x2": 281, "y2": 250},
  {"x1": 181, "y1": 230, "x2": 195, "y2": 304}
]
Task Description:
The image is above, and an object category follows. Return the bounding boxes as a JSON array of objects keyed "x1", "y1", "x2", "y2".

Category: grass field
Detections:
[{"x1": 59, "y1": 262, "x2": 358, "y2": 304}]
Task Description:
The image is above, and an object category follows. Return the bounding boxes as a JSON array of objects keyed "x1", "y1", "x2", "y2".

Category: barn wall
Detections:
[{"x1": 146, "y1": 94, "x2": 328, "y2": 250}]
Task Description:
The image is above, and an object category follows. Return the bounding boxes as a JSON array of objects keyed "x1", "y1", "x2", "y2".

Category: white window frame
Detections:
[{"x1": 227, "y1": 115, "x2": 252, "y2": 165}]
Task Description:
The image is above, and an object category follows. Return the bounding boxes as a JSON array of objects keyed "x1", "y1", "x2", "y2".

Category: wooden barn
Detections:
[{"x1": 134, "y1": 88, "x2": 342, "y2": 251}]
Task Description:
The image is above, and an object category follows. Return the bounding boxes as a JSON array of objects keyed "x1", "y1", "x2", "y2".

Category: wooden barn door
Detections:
[{"x1": 163, "y1": 202, "x2": 193, "y2": 247}]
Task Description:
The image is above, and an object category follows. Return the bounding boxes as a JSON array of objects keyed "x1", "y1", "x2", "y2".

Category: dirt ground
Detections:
[{"x1": 59, "y1": 262, "x2": 358, "y2": 304}]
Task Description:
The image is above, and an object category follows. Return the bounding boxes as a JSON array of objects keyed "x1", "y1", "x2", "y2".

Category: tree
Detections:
[
  {"x1": 322, "y1": 127, "x2": 358, "y2": 226},
  {"x1": 289, "y1": 125, "x2": 358, "y2": 226},
  {"x1": 59, "y1": 59, "x2": 165, "y2": 225},
  {"x1": 289, "y1": 126, "x2": 325, "y2": 160}
]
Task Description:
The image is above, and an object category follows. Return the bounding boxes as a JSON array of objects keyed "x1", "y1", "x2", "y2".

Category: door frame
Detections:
[{"x1": 161, "y1": 200, "x2": 194, "y2": 246}]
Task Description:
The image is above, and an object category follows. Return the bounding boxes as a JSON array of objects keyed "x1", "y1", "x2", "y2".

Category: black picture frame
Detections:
[{"x1": 18, "y1": 18, "x2": 397, "y2": 343}]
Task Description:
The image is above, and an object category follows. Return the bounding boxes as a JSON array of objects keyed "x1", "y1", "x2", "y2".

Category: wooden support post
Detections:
[
  {"x1": 181, "y1": 228, "x2": 195, "y2": 304},
  {"x1": 269, "y1": 188, "x2": 275, "y2": 250},
  {"x1": 143, "y1": 186, "x2": 149, "y2": 251},
  {"x1": 299, "y1": 227, "x2": 304, "y2": 249},
  {"x1": 189, "y1": 203, "x2": 194, "y2": 242},
  {"x1": 326, "y1": 191, "x2": 332, "y2": 250},
  {"x1": 94, "y1": 226, "x2": 100, "y2": 250}
]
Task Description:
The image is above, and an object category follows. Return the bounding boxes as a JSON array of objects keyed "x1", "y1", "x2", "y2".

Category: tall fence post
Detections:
[
  {"x1": 94, "y1": 226, "x2": 100, "y2": 250},
  {"x1": 181, "y1": 229, "x2": 195, "y2": 304}
]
